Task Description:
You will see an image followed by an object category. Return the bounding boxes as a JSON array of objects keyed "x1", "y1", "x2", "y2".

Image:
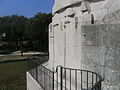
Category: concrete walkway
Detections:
[
  {"x1": 0, "y1": 59, "x2": 27, "y2": 64},
  {"x1": 0, "y1": 51, "x2": 40, "y2": 56}
]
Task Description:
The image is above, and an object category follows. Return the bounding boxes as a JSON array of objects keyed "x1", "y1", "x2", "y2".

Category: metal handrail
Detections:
[{"x1": 27, "y1": 58, "x2": 103, "y2": 90}]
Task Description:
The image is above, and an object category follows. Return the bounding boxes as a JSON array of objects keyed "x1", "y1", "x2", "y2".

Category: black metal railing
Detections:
[
  {"x1": 27, "y1": 58, "x2": 103, "y2": 90},
  {"x1": 28, "y1": 57, "x2": 54, "y2": 90}
]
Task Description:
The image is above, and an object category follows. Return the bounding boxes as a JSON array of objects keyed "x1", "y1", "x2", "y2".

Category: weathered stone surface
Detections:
[
  {"x1": 102, "y1": 10, "x2": 120, "y2": 23},
  {"x1": 49, "y1": 0, "x2": 120, "y2": 90},
  {"x1": 27, "y1": 72, "x2": 43, "y2": 90},
  {"x1": 81, "y1": 24, "x2": 120, "y2": 89}
]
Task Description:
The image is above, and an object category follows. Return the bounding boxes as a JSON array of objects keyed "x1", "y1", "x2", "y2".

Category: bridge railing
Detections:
[{"x1": 27, "y1": 58, "x2": 103, "y2": 90}]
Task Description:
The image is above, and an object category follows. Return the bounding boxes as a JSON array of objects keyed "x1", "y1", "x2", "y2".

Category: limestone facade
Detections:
[{"x1": 49, "y1": 0, "x2": 120, "y2": 89}]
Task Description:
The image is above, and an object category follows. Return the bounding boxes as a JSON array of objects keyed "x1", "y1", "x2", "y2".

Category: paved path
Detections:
[
  {"x1": 0, "y1": 59, "x2": 27, "y2": 64},
  {"x1": 0, "y1": 51, "x2": 40, "y2": 56}
]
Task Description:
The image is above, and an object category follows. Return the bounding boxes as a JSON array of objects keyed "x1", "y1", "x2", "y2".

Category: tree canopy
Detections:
[{"x1": 0, "y1": 13, "x2": 52, "y2": 53}]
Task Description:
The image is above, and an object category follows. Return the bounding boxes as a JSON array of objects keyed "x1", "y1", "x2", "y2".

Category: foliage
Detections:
[{"x1": 0, "y1": 13, "x2": 52, "y2": 53}]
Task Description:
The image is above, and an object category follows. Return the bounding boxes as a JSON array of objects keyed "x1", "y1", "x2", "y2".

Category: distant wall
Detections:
[{"x1": 81, "y1": 24, "x2": 120, "y2": 90}]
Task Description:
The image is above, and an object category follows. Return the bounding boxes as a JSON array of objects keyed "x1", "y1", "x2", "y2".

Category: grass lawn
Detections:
[
  {"x1": 0, "y1": 61, "x2": 27, "y2": 90},
  {"x1": 0, "y1": 54, "x2": 48, "y2": 90}
]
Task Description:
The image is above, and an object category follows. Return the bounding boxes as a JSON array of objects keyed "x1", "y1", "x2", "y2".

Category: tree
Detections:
[
  {"x1": 0, "y1": 12, "x2": 52, "y2": 54},
  {"x1": 25, "y1": 13, "x2": 52, "y2": 52}
]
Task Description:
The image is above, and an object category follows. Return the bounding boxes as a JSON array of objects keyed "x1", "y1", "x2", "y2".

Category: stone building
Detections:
[
  {"x1": 27, "y1": 0, "x2": 120, "y2": 90},
  {"x1": 49, "y1": 0, "x2": 120, "y2": 90}
]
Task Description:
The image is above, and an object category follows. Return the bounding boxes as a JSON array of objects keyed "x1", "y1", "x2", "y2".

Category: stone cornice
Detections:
[
  {"x1": 53, "y1": 0, "x2": 82, "y2": 16},
  {"x1": 52, "y1": 0, "x2": 105, "y2": 16}
]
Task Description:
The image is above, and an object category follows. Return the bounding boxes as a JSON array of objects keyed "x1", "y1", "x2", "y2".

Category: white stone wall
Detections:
[
  {"x1": 49, "y1": 17, "x2": 82, "y2": 70},
  {"x1": 81, "y1": 24, "x2": 120, "y2": 90},
  {"x1": 49, "y1": 0, "x2": 120, "y2": 89},
  {"x1": 50, "y1": 0, "x2": 108, "y2": 71},
  {"x1": 50, "y1": 0, "x2": 120, "y2": 69},
  {"x1": 27, "y1": 72, "x2": 43, "y2": 90}
]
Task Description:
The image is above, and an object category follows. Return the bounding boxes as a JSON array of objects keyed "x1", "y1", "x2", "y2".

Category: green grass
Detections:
[
  {"x1": 0, "y1": 61, "x2": 27, "y2": 90},
  {"x1": 0, "y1": 54, "x2": 48, "y2": 90}
]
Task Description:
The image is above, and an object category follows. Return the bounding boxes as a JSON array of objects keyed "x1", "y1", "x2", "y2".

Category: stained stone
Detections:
[{"x1": 49, "y1": 0, "x2": 120, "y2": 90}]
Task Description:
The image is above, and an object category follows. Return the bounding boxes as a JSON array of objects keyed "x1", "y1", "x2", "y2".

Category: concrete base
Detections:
[{"x1": 26, "y1": 72, "x2": 43, "y2": 90}]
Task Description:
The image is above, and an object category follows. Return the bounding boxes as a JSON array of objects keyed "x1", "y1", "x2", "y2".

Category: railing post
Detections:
[
  {"x1": 75, "y1": 70, "x2": 77, "y2": 90},
  {"x1": 60, "y1": 66, "x2": 63, "y2": 90},
  {"x1": 36, "y1": 66, "x2": 38, "y2": 81},
  {"x1": 65, "y1": 68, "x2": 66, "y2": 90},
  {"x1": 81, "y1": 71, "x2": 82, "y2": 90},
  {"x1": 43, "y1": 69, "x2": 45, "y2": 89},
  {"x1": 57, "y1": 69, "x2": 58, "y2": 90},
  {"x1": 100, "y1": 82, "x2": 101, "y2": 90},
  {"x1": 87, "y1": 71, "x2": 88, "y2": 90},
  {"x1": 53, "y1": 72, "x2": 54, "y2": 90},
  {"x1": 70, "y1": 70, "x2": 71, "y2": 90}
]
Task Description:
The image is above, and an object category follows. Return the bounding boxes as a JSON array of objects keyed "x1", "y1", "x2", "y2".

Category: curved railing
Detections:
[{"x1": 27, "y1": 58, "x2": 103, "y2": 90}]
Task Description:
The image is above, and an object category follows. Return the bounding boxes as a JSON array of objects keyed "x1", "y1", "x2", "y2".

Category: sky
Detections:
[{"x1": 0, "y1": 0, "x2": 54, "y2": 17}]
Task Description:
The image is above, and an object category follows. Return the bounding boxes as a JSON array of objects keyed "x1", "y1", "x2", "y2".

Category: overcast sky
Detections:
[{"x1": 0, "y1": 0, "x2": 54, "y2": 17}]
